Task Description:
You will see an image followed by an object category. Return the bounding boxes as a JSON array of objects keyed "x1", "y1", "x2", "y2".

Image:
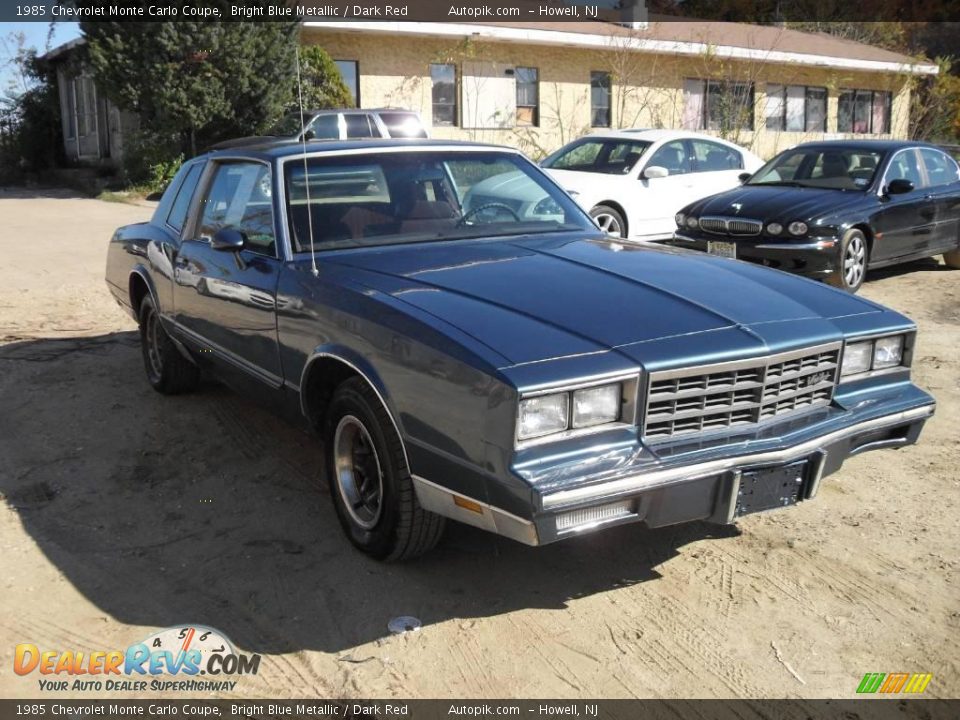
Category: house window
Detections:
[
  {"x1": 682, "y1": 78, "x2": 754, "y2": 132},
  {"x1": 334, "y1": 60, "x2": 359, "y2": 107},
  {"x1": 590, "y1": 71, "x2": 611, "y2": 127},
  {"x1": 65, "y1": 80, "x2": 76, "y2": 139},
  {"x1": 515, "y1": 66, "x2": 539, "y2": 127},
  {"x1": 838, "y1": 90, "x2": 891, "y2": 134},
  {"x1": 431, "y1": 63, "x2": 456, "y2": 126},
  {"x1": 765, "y1": 85, "x2": 827, "y2": 132}
]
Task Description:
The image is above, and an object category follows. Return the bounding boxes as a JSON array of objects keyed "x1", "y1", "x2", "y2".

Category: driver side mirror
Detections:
[
  {"x1": 886, "y1": 178, "x2": 914, "y2": 195},
  {"x1": 643, "y1": 166, "x2": 669, "y2": 179},
  {"x1": 302, "y1": 129, "x2": 316, "y2": 141},
  {"x1": 210, "y1": 228, "x2": 246, "y2": 252},
  {"x1": 738, "y1": 172, "x2": 752, "y2": 184}
]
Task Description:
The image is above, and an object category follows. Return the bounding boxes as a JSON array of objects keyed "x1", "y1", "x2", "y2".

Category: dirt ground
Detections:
[{"x1": 0, "y1": 186, "x2": 957, "y2": 700}]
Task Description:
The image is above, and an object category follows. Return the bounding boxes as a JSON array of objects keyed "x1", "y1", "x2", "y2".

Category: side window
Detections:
[
  {"x1": 198, "y1": 162, "x2": 276, "y2": 257},
  {"x1": 886, "y1": 150, "x2": 925, "y2": 189},
  {"x1": 690, "y1": 140, "x2": 743, "y2": 172},
  {"x1": 343, "y1": 113, "x2": 381, "y2": 138},
  {"x1": 308, "y1": 114, "x2": 340, "y2": 140},
  {"x1": 920, "y1": 148, "x2": 960, "y2": 188},
  {"x1": 646, "y1": 140, "x2": 690, "y2": 175},
  {"x1": 165, "y1": 163, "x2": 203, "y2": 233}
]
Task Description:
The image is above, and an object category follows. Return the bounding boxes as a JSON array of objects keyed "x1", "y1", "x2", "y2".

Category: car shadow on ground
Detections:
[
  {"x1": 0, "y1": 332, "x2": 739, "y2": 655},
  {"x1": 865, "y1": 256, "x2": 947, "y2": 283}
]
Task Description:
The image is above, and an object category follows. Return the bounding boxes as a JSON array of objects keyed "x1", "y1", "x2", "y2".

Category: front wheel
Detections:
[
  {"x1": 324, "y1": 377, "x2": 445, "y2": 561},
  {"x1": 590, "y1": 205, "x2": 627, "y2": 238},
  {"x1": 826, "y1": 229, "x2": 868, "y2": 293}
]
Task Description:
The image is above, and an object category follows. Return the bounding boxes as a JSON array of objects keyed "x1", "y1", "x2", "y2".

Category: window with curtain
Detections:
[
  {"x1": 430, "y1": 64, "x2": 457, "y2": 127},
  {"x1": 683, "y1": 78, "x2": 754, "y2": 132},
  {"x1": 334, "y1": 60, "x2": 359, "y2": 107},
  {"x1": 591, "y1": 71, "x2": 611, "y2": 127},
  {"x1": 838, "y1": 89, "x2": 891, "y2": 134},
  {"x1": 515, "y1": 67, "x2": 539, "y2": 127},
  {"x1": 765, "y1": 85, "x2": 827, "y2": 132}
]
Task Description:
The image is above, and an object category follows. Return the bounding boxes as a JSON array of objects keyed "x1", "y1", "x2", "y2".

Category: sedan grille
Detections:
[
  {"x1": 699, "y1": 216, "x2": 763, "y2": 236},
  {"x1": 643, "y1": 343, "x2": 841, "y2": 440}
]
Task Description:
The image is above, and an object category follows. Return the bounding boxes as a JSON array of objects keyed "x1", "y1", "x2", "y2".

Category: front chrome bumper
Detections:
[{"x1": 413, "y1": 400, "x2": 935, "y2": 547}]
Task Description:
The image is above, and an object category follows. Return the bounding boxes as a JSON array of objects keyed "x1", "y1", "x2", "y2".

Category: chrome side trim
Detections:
[
  {"x1": 411, "y1": 475, "x2": 539, "y2": 546},
  {"x1": 174, "y1": 323, "x2": 283, "y2": 388},
  {"x1": 541, "y1": 404, "x2": 934, "y2": 511},
  {"x1": 299, "y1": 351, "x2": 411, "y2": 471}
]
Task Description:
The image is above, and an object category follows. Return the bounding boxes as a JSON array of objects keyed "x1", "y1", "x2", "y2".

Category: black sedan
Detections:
[{"x1": 666, "y1": 140, "x2": 960, "y2": 292}]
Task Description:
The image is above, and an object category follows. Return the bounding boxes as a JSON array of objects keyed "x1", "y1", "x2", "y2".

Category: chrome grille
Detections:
[
  {"x1": 643, "y1": 343, "x2": 841, "y2": 440},
  {"x1": 699, "y1": 216, "x2": 763, "y2": 236}
]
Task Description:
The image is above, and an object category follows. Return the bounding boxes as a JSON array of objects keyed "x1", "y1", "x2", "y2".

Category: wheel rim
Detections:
[
  {"x1": 144, "y1": 310, "x2": 164, "y2": 381},
  {"x1": 594, "y1": 212, "x2": 622, "y2": 237},
  {"x1": 333, "y1": 415, "x2": 384, "y2": 530},
  {"x1": 843, "y1": 235, "x2": 866, "y2": 288}
]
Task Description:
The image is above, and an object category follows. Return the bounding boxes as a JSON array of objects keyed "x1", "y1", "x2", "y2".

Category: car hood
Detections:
[
  {"x1": 327, "y1": 234, "x2": 884, "y2": 367},
  {"x1": 686, "y1": 185, "x2": 868, "y2": 223}
]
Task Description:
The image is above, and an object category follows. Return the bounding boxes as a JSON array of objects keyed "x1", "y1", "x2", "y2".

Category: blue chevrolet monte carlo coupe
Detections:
[{"x1": 105, "y1": 139, "x2": 936, "y2": 561}]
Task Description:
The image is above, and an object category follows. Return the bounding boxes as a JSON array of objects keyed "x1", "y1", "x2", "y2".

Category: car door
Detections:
[
  {"x1": 633, "y1": 139, "x2": 695, "y2": 238},
  {"x1": 872, "y1": 148, "x2": 935, "y2": 263},
  {"x1": 918, "y1": 147, "x2": 960, "y2": 252},
  {"x1": 689, "y1": 138, "x2": 746, "y2": 199},
  {"x1": 173, "y1": 160, "x2": 284, "y2": 387}
]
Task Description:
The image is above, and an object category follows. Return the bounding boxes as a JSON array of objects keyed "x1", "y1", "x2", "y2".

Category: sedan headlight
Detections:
[
  {"x1": 675, "y1": 212, "x2": 685, "y2": 227},
  {"x1": 766, "y1": 222, "x2": 783, "y2": 236},
  {"x1": 873, "y1": 335, "x2": 904, "y2": 369},
  {"x1": 572, "y1": 384, "x2": 621, "y2": 428},
  {"x1": 518, "y1": 393, "x2": 569, "y2": 441},
  {"x1": 686, "y1": 216, "x2": 699, "y2": 229},
  {"x1": 841, "y1": 334, "x2": 909, "y2": 378},
  {"x1": 788, "y1": 221, "x2": 808, "y2": 236}
]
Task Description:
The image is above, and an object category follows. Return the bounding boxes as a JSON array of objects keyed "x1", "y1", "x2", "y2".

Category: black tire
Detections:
[
  {"x1": 825, "y1": 228, "x2": 868, "y2": 293},
  {"x1": 324, "y1": 377, "x2": 445, "y2": 561},
  {"x1": 138, "y1": 295, "x2": 200, "y2": 395},
  {"x1": 590, "y1": 205, "x2": 627, "y2": 238}
]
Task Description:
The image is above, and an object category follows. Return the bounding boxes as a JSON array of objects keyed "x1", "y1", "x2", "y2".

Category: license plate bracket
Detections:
[
  {"x1": 735, "y1": 460, "x2": 808, "y2": 518},
  {"x1": 707, "y1": 240, "x2": 737, "y2": 259}
]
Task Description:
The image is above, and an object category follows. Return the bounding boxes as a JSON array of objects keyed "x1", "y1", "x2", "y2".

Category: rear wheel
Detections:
[
  {"x1": 138, "y1": 295, "x2": 200, "y2": 394},
  {"x1": 590, "y1": 205, "x2": 626, "y2": 238},
  {"x1": 826, "y1": 229, "x2": 868, "y2": 293},
  {"x1": 324, "y1": 377, "x2": 445, "y2": 561}
]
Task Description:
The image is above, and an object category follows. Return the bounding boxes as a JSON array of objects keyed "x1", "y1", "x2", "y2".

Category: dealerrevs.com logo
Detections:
[{"x1": 15, "y1": 625, "x2": 260, "y2": 693}]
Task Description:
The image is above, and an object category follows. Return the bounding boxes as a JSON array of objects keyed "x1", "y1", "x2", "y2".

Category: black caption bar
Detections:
[
  {"x1": 4, "y1": 0, "x2": 960, "y2": 22},
  {"x1": 1, "y1": 700, "x2": 960, "y2": 720}
]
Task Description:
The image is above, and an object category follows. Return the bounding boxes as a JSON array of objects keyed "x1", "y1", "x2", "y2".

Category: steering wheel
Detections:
[{"x1": 457, "y1": 202, "x2": 522, "y2": 226}]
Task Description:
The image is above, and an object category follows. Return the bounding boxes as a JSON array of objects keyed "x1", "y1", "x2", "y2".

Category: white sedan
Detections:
[{"x1": 541, "y1": 130, "x2": 764, "y2": 241}]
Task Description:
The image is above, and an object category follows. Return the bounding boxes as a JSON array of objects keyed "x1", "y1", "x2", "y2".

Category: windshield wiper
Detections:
[{"x1": 748, "y1": 180, "x2": 805, "y2": 187}]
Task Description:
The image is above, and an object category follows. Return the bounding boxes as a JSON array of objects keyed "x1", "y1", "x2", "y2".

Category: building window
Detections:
[
  {"x1": 590, "y1": 71, "x2": 611, "y2": 127},
  {"x1": 430, "y1": 63, "x2": 456, "y2": 127},
  {"x1": 682, "y1": 78, "x2": 754, "y2": 132},
  {"x1": 334, "y1": 60, "x2": 359, "y2": 107},
  {"x1": 515, "y1": 66, "x2": 539, "y2": 127},
  {"x1": 65, "y1": 80, "x2": 76, "y2": 139},
  {"x1": 765, "y1": 85, "x2": 827, "y2": 132},
  {"x1": 838, "y1": 89, "x2": 891, "y2": 134}
]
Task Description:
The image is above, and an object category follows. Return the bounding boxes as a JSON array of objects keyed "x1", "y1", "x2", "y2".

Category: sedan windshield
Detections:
[
  {"x1": 748, "y1": 147, "x2": 884, "y2": 190},
  {"x1": 542, "y1": 139, "x2": 652, "y2": 175},
  {"x1": 285, "y1": 151, "x2": 594, "y2": 251}
]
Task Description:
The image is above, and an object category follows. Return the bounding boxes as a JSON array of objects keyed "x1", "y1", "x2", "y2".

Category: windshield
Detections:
[
  {"x1": 748, "y1": 147, "x2": 884, "y2": 190},
  {"x1": 285, "y1": 151, "x2": 594, "y2": 251},
  {"x1": 542, "y1": 139, "x2": 652, "y2": 175}
]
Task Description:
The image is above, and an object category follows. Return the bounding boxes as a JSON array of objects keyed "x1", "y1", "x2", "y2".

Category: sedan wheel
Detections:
[
  {"x1": 826, "y1": 229, "x2": 868, "y2": 293},
  {"x1": 138, "y1": 295, "x2": 200, "y2": 394},
  {"x1": 590, "y1": 205, "x2": 626, "y2": 238},
  {"x1": 333, "y1": 415, "x2": 384, "y2": 530}
]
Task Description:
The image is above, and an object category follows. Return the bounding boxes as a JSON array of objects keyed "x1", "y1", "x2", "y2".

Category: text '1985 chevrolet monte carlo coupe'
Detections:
[{"x1": 106, "y1": 140, "x2": 936, "y2": 560}]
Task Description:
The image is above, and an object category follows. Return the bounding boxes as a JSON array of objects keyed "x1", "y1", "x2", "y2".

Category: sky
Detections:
[{"x1": 0, "y1": 21, "x2": 80, "y2": 96}]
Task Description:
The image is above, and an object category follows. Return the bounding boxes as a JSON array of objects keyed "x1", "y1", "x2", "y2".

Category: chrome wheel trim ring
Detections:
[
  {"x1": 593, "y1": 211, "x2": 622, "y2": 237},
  {"x1": 333, "y1": 415, "x2": 384, "y2": 530},
  {"x1": 145, "y1": 311, "x2": 164, "y2": 380},
  {"x1": 843, "y1": 234, "x2": 866, "y2": 288}
]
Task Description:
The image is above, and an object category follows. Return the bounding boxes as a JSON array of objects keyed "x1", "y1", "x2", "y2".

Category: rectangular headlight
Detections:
[
  {"x1": 572, "y1": 384, "x2": 621, "y2": 428},
  {"x1": 873, "y1": 335, "x2": 904, "y2": 369},
  {"x1": 841, "y1": 341, "x2": 872, "y2": 376},
  {"x1": 518, "y1": 393, "x2": 569, "y2": 441}
]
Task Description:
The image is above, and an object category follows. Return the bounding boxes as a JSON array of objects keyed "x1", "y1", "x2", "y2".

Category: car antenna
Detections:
[{"x1": 295, "y1": 48, "x2": 319, "y2": 278}]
